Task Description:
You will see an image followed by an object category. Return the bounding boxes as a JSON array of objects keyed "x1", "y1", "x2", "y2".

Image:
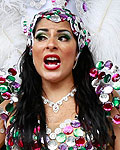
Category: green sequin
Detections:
[
  {"x1": 56, "y1": 133, "x2": 67, "y2": 143},
  {"x1": 112, "y1": 97, "x2": 120, "y2": 107},
  {"x1": 96, "y1": 61, "x2": 104, "y2": 70},
  {"x1": 104, "y1": 74, "x2": 111, "y2": 83},
  {"x1": 6, "y1": 145, "x2": 10, "y2": 150},
  {"x1": 73, "y1": 128, "x2": 84, "y2": 137},
  {"x1": 7, "y1": 75, "x2": 15, "y2": 82},
  {"x1": 0, "y1": 85, "x2": 8, "y2": 93},
  {"x1": 113, "y1": 82, "x2": 120, "y2": 90},
  {"x1": 46, "y1": 15, "x2": 51, "y2": 19},
  {"x1": 5, "y1": 103, "x2": 14, "y2": 112},
  {"x1": 78, "y1": 147, "x2": 86, "y2": 150}
]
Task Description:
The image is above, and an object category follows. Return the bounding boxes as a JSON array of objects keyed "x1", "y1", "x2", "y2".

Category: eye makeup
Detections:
[
  {"x1": 35, "y1": 30, "x2": 48, "y2": 41},
  {"x1": 58, "y1": 31, "x2": 72, "y2": 41}
]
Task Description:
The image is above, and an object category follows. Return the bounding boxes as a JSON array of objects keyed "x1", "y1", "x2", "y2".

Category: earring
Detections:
[{"x1": 73, "y1": 52, "x2": 80, "y2": 69}]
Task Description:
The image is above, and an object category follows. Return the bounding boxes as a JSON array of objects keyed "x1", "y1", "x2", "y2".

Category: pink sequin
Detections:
[{"x1": 63, "y1": 125, "x2": 73, "y2": 135}]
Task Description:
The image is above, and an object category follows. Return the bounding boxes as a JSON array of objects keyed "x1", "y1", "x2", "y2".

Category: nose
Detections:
[{"x1": 46, "y1": 37, "x2": 58, "y2": 50}]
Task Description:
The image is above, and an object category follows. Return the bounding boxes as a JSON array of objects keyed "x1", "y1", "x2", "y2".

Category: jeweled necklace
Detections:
[{"x1": 42, "y1": 88, "x2": 77, "y2": 113}]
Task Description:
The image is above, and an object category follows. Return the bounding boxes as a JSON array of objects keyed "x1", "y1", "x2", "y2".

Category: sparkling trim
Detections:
[{"x1": 42, "y1": 88, "x2": 76, "y2": 113}]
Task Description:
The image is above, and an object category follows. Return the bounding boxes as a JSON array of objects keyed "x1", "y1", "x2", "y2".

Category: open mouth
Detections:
[{"x1": 44, "y1": 54, "x2": 61, "y2": 70}]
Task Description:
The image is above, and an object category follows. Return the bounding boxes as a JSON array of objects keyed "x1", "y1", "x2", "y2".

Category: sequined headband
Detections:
[{"x1": 26, "y1": 7, "x2": 90, "y2": 52}]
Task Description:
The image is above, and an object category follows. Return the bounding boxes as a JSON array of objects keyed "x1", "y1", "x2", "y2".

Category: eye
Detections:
[
  {"x1": 58, "y1": 34, "x2": 71, "y2": 42},
  {"x1": 35, "y1": 34, "x2": 48, "y2": 41}
]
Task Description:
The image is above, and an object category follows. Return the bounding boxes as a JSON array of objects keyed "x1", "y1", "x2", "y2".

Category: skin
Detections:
[
  {"x1": 32, "y1": 18, "x2": 78, "y2": 130},
  {"x1": 0, "y1": 19, "x2": 120, "y2": 149}
]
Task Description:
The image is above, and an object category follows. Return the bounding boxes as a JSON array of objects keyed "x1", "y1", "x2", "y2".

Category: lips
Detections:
[{"x1": 44, "y1": 54, "x2": 61, "y2": 70}]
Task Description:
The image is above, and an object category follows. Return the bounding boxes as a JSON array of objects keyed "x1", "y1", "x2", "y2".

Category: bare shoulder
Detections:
[
  {"x1": 110, "y1": 90, "x2": 120, "y2": 150},
  {"x1": 0, "y1": 100, "x2": 10, "y2": 148}
]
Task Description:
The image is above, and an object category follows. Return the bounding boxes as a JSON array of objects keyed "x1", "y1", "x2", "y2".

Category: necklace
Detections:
[{"x1": 42, "y1": 88, "x2": 77, "y2": 113}]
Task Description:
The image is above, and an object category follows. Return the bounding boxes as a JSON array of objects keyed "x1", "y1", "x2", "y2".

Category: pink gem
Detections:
[
  {"x1": 34, "y1": 126, "x2": 40, "y2": 134},
  {"x1": 113, "y1": 114, "x2": 120, "y2": 125},
  {"x1": 112, "y1": 74, "x2": 120, "y2": 82},
  {"x1": 0, "y1": 77, "x2": 6, "y2": 84},
  {"x1": 8, "y1": 137, "x2": 14, "y2": 146},
  {"x1": 52, "y1": 0, "x2": 56, "y2": 3},
  {"x1": 8, "y1": 68, "x2": 17, "y2": 76},
  {"x1": 75, "y1": 137, "x2": 85, "y2": 146},
  {"x1": 89, "y1": 68, "x2": 98, "y2": 78},
  {"x1": 63, "y1": 125, "x2": 73, "y2": 135},
  {"x1": 103, "y1": 102, "x2": 113, "y2": 111},
  {"x1": 2, "y1": 92, "x2": 11, "y2": 100}
]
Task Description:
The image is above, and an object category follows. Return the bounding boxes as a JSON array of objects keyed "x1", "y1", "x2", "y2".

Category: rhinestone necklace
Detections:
[{"x1": 42, "y1": 88, "x2": 77, "y2": 113}]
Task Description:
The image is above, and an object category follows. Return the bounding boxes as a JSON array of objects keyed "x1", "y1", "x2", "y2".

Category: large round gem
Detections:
[
  {"x1": 71, "y1": 120, "x2": 80, "y2": 128},
  {"x1": 99, "y1": 93, "x2": 109, "y2": 103},
  {"x1": 6, "y1": 75, "x2": 15, "y2": 82},
  {"x1": 5, "y1": 103, "x2": 14, "y2": 112},
  {"x1": 0, "y1": 85, "x2": 8, "y2": 93},
  {"x1": 92, "y1": 79, "x2": 100, "y2": 88},
  {"x1": 56, "y1": 133, "x2": 67, "y2": 143},
  {"x1": 112, "y1": 97, "x2": 120, "y2": 107},
  {"x1": 104, "y1": 74, "x2": 111, "y2": 83},
  {"x1": 103, "y1": 102, "x2": 113, "y2": 111},
  {"x1": 8, "y1": 68, "x2": 17, "y2": 76},
  {"x1": 50, "y1": 133, "x2": 56, "y2": 140},
  {"x1": 58, "y1": 143, "x2": 68, "y2": 150},
  {"x1": 48, "y1": 140, "x2": 58, "y2": 150},
  {"x1": 96, "y1": 61, "x2": 104, "y2": 70},
  {"x1": 0, "y1": 77, "x2": 6, "y2": 84},
  {"x1": 103, "y1": 86, "x2": 113, "y2": 94},
  {"x1": 112, "y1": 114, "x2": 120, "y2": 125},
  {"x1": 113, "y1": 81, "x2": 120, "y2": 90},
  {"x1": 2, "y1": 92, "x2": 11, "y2": 100},
  {"x1": 89, "y1": 68, "x2": 98, "y2": 78},
  {"x1": 95, "y1": 85, "x2": 103, "y2": 94},
  {"x1": 104, "y1": 60, "x2": 113, "y2": 70},
  {"x1": 66, "y1": 136, "x2": 75, "y2": 147},
  {"x1": 63, "y1": 126, "x2": 73, "y2": 135},
  {"x1": 98, "y1": 72, "x2": 105, "y2": 79},
  {"x1": 11, "y1": 82, "x2": 21, "y2": 90},
  {"x1": 73, "y1": 128, "x2": 84, "y2": 137},
  {"x1": 75, "y1": 137, "x2": 85, "y2": 146},
  {"x1": 112, "y1": 74, "x2": 120, "y2": 82}
]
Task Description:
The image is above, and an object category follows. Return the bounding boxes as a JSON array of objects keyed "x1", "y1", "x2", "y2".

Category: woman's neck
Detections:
[{"x1": 42, "y1": 75, "x2": 75, "y2": 103}]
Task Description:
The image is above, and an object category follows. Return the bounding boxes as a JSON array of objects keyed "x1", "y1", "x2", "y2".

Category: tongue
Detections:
[{"x1": 47, "y1": 61, "x2": 58, "y2": 65}]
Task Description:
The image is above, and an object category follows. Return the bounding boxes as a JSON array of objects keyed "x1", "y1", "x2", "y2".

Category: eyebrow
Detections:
[{"x1": 36, "y1": 29, "x2": 71, "y2": 34}]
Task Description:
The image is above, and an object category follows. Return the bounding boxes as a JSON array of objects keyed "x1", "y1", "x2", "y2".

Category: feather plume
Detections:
[
  {"x1": 81, "y1": 0, "x2": 120, "y2": 67},
  {"x1": 0, "y1": 0, "x2": 26, "y2": 69}
]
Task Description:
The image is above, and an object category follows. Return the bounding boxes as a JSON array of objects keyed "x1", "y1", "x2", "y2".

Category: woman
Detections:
[{"x1": 0, "y1": 6, "x2": 120, "y2": 150}]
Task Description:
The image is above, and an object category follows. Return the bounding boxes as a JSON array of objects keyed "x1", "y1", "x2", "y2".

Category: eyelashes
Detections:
[{"x1": 35, "y1": 31, "x2": 72, "y2": 42}]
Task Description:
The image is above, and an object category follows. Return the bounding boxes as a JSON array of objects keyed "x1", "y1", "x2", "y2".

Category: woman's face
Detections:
[{"x1": 32, "y1": 18, "x2": 77, "y2": 83}]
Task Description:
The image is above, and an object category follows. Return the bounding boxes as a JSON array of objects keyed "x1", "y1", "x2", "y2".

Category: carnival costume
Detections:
[{"x1": 0, "y1": 0, "x2": 120, "y2": 150}]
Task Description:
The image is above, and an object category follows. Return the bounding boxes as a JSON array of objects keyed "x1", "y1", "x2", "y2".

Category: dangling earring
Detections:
[
  {"x1": 73, "y1": 52, "x2": 80, "y2": 69},
  {"x1": 29, "y1": 47, "x2": 32, "y2": 55}
]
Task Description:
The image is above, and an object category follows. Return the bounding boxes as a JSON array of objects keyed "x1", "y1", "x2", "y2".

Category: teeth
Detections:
[
  {"x1": 47, "y1": 63, "x2": 60, "y2": 66},
  {"x1": 46, "y1": 57, "x2": 58, "y2": 61}
]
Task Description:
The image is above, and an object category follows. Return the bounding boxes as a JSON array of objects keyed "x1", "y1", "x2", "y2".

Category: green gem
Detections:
[
  {"x1": 85, "y1": 41, "x2": 88, "y2": 45},
  {"x1": 83, "y1": 30, "x2": 86, "y2": 34},
  {"x1": 33, "y1": 134, "x2": 37, "y2": 141},
  {"x1": 0, "y1": 85, "x2": 8, "y2": 93},
  {"x1": 96, "y1": 61, "x2": 104, "y2": 70},
  {"x1": 23, "y1": 21, "x2": 27, "y2": 23},
  {"x1": 6, "y1": 145, "x2": 10, "y2": 150},
  {"x1": 5, "y1": 103, "x2": 14, "y2": 112},
  {"x1": 78, "y1": 147, "x2": 86, "y2": 150},
  {"x1": 112, "y1": 97, "x2": 120, "y2": 107},
  {"x1": 10, "y1": 116, "x2": 15, "y2": 124},
  {"x1": 113, "y1": 82, "x2": 120, "y2": 90},
  {"x1": 7, "y1": 75, "x2": 15, "y2": 82},
  {"x1": 105, "y1": 111, "x2": 111, "y2": 116},
  {"x1": 56, "y1": 133, "x2": 67, "y2": 143},
  {"x1": 104, "y1": 74, "x2": 111, "y2": 83},
  {"x1": 46, "y1": 15, "x2": 51, "y2": 19},
  {"x1": 29, "y1": 28, "x2": 32, "y2": 32},
  {"x1": 73, "y1": 128, "x2": 84, "y2": 137},
  {"x1": 68, "y1": 147, "x2": 74, "y2": 150}
]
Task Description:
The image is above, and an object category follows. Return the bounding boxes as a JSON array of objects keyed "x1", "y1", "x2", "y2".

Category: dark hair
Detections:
[{"x1": 9, "y1": 19, "x2": 115, "y2": 149}]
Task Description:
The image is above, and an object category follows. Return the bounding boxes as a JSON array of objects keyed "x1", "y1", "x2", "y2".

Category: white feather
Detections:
[
  {"x1": 81, "y1": 0, "x2": 120, "y2": 67},
  {"x1": 0, "y1": 0, "x2": 27, "y2": 69}
]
